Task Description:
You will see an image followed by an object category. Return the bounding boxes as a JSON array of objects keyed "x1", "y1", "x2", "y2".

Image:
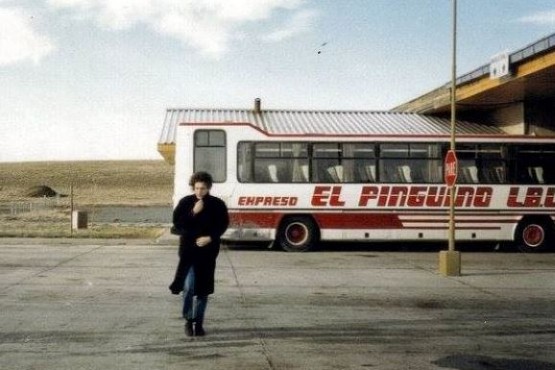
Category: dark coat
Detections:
[{"x1": 169, "y1": 193, "x2": 229, "y2": 296}]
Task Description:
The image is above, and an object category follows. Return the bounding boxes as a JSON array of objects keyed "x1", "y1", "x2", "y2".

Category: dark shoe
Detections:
[
  {"x1": 185, "y1": 320, "x2": 194, "y2": 337},
  {"x1": 194, "y1": 322, "x2": 205, "y2": 336},
  {"x1": 169, "y1": 281, "x2": 182, "y2": 295}
]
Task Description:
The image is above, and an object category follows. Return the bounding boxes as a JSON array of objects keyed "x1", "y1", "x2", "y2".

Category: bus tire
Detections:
[
  {"x1": 514, "y1": 217, "x2": 554, "y2": 253},
  {"x1": 276, "y1": 216, "x2": 319, "y2": 252}
]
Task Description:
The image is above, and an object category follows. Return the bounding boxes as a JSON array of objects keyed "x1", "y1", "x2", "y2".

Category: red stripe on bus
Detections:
[
  {"x1": 399, "y1": 219, "x2": 517, "y2": 224},
  {"x1": 229, "y1": 212, "x2": 403, "y2": 229},
  {"x1": 229, "y1": 212, "x2": 281, "y2": 228},
  {"x1": 403, "y1": 226, "x2": 502, "y2": 230},
  {"x1": 229, "y1": 211, "x2": 507, "y2": 230},
  {"x1": 314, "y1": 213, "x2": 403, "y2": 229}
]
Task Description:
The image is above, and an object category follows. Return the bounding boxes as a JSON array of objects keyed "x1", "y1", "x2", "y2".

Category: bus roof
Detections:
[{"x1": 158, "y1": 108, "x2": 505, "y2": 144}]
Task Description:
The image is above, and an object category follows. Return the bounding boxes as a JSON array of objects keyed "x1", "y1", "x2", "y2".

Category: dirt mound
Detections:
[{"x1": 24, "y1": 185, "x2": 60, "y2": 198}]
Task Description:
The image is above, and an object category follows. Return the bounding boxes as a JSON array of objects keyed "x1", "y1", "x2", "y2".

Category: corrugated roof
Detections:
[{"x1": 158, "y1": 108, "x2": 504, "y2": 144}]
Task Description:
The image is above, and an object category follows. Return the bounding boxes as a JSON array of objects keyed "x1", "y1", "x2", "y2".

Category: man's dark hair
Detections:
[{"x1": 189, "y1": 171, "x2": 213, "y2": 188}]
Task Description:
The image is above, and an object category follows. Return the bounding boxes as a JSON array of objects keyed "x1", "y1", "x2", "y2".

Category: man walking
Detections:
[{"x1": 169, "y1": 172, "x2": 229, "y2": 337}]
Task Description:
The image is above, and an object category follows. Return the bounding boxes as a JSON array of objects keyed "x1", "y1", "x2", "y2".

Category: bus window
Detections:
[
  {"x1": 478, "y1": 144, "x2": 507, "y2": 184},
  {"x1": 481, "y1": 162, "x2": 506, "y2": 183},
  {"x1": 249, "y1": 142, "x2": 309, "y2": 183},
  {"x1": 415, "y1": 159, "x2": 443, "y2": 183},
  {"x1": 357, "y1": 164, "x2": 376, "y2": 182},
  {"x1": 284, "y1": 143, "x2": 309, "y2": 182},
  {"x1": 410, "y1": 144, "x2": 442, "y2": 183},
  {"x1": 312, "y1": 143, "x2": 377, "y2": 183},
  {"x1": 254, "y1": 143, "x2": 282, "y2": 182},
  {"x1": 312, "y1": 143, "x2": 341, "y2": 182},
  {"x1": 456, "y1": 144, "x2": 479, "y2": 184},
  {"x1": 194, "y1": 130, "x2": 226, "y2": 182},
  {"x1": 456, "y1": 143, "x2": 507, "y2": 184},
  {"x1": 378, "y1": 143, "x2": 442, "y2": 183},
  {"x1": 379, "y1": 143, "x2": 407, "y2": 183},
  {"x1": 530, "y1": 167, "x2": 545, "y2": 184},
  {"x1": 460, "y1": 163, "x2": 479, "y2": 183},
  {"x1": 512, "y1": 145, "x2": 555, "y2": 184},
  {"x1": 343, "y1": 143, "x2": 376, "y2": 182}
]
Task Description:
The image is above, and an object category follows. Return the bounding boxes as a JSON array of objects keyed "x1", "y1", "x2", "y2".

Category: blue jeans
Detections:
[{"x1": 182, "y1": 267, "x2": 208, "y2": 323}]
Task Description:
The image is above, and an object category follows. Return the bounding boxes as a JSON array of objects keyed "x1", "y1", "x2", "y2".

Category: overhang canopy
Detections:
[{"x1": 393, "y1": 33, "x2": 555, "y2": 115}]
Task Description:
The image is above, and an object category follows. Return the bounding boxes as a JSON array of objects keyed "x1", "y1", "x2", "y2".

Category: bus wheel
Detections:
[
  {"x1": 277, "y1": 216, "x2": 319, "y2": 252},
  {"x1": 515, "y1": 218, "x2": 553, "y2": 252}
]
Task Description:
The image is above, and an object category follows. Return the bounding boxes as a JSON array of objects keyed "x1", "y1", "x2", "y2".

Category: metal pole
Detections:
[
  {"x1": 448, "y1": 0, "x2": 457, "y2": 252},
  {"x1": 70, "y1": 181, "x2": 74, "y2": 237}
]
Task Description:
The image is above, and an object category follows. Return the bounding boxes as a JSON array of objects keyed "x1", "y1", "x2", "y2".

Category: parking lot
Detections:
[{"x1": 1, "y1": 241, "x2": 555, "y2": 370}]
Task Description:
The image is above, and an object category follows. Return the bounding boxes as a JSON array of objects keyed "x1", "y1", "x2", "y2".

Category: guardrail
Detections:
[{"x1": 0, "y1": 198, "x2": 60, "y2": 216}]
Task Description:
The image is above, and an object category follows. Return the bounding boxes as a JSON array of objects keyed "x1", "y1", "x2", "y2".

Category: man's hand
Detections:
[
  {"x1": 196, "y1": 236, "x2": 212, "y2": 247},
  {"x1": 192, "y1": 199, "x2": 204, "y2": 215}
]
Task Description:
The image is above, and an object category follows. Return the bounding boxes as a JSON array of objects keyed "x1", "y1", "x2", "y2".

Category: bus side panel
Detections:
[{"x1": 173, "y1": 127, "x2": 195, "y2": 207}]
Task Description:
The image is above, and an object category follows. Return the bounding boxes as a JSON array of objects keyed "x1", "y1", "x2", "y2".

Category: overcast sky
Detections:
[{"x1": 1, "y1": 0, "x2": 555, "y2": 162}]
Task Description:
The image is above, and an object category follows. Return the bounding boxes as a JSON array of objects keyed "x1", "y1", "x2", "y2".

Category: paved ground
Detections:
[{"x1": 1, "y1": 241, "x2": 555, "y2": 370}]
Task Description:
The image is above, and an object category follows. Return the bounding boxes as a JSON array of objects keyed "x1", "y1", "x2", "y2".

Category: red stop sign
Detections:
[{"x1": 444, "y1": 150, "x2": 458, "y2": 187}]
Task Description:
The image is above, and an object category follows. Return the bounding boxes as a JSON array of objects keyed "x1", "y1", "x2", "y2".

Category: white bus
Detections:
[{"x1": 170, "y1": 108, "x2": 555, "y2": 252}]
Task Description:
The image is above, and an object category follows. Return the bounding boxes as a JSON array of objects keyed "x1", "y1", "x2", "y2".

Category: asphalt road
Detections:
[{"x1": 1, "y1": 242, "x2": 555, "y2": 370}]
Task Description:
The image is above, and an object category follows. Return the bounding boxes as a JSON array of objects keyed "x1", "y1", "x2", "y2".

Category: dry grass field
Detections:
[
  {"x1": 0, "y1": 160, "x2": 174, "y2": 238},
  {"x1": 0, "y1": 160, "x2": 173, "y2": 206}
]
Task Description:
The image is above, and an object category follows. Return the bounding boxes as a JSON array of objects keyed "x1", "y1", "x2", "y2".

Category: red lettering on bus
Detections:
[
  {"x1": 358, "y1": 186, "x2": 379, "y2": 206},
  {"x1": 378, "y1": 186, "x2": 389, "y2": 207},
  {"x1": 506, "y1": 186, "x2": 555, "y2": 208},
  {"x1": 525, "y1": 188, "x2": 543, "y2": 207},
  {"x1": 507, "y1": 187, "x2": 523, "y2": 207},
  {"x1": 388, "y1": 186, "x2": 409, "y2": 207},
  {"x1": 240, "y1": 185, "x2": 497, "y2": 209},
  {"x1": 357, "y1": 185, "x2": 491, "y2": 208},
  {"x1": 425, "y1": 186, "x2": 446, "y2": 207},
  {"x1": 455, "y1": 187, "x2": 474, "y2": 207},
  {"x1": 311, "y1": 186, "x2": 331, "y2": 206},
  {"x1": 545, "y1": 188, "x2": 555, "y2": 207},
  {"x1": 238, "y1": 196, "x2": 298, "y2": 207},
  {"x1": 473, "y1": 187, "x2": 492, "y2": 207},
  {"x1": 407, "y1": 186, "x2": 427, "y2": 206},
  {"x1": 311, "y1": 186, "x2": 345, "y2": 206},
  {"x1": 330, "y1": 186, "x2": 345, "y2": 206},
  {"x1": 507, "y1": 187, "x2": 544, "y2": 208}
]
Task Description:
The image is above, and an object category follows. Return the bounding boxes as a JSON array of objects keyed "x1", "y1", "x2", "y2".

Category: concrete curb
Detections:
[{"x1": 0, "y1": 236, "x2": 177, "y2": 246}]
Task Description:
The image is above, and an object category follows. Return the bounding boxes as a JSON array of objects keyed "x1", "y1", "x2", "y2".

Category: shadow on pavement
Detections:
[{"x1": 224, "y1": 240, "x2": 522, "y2": 253}]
